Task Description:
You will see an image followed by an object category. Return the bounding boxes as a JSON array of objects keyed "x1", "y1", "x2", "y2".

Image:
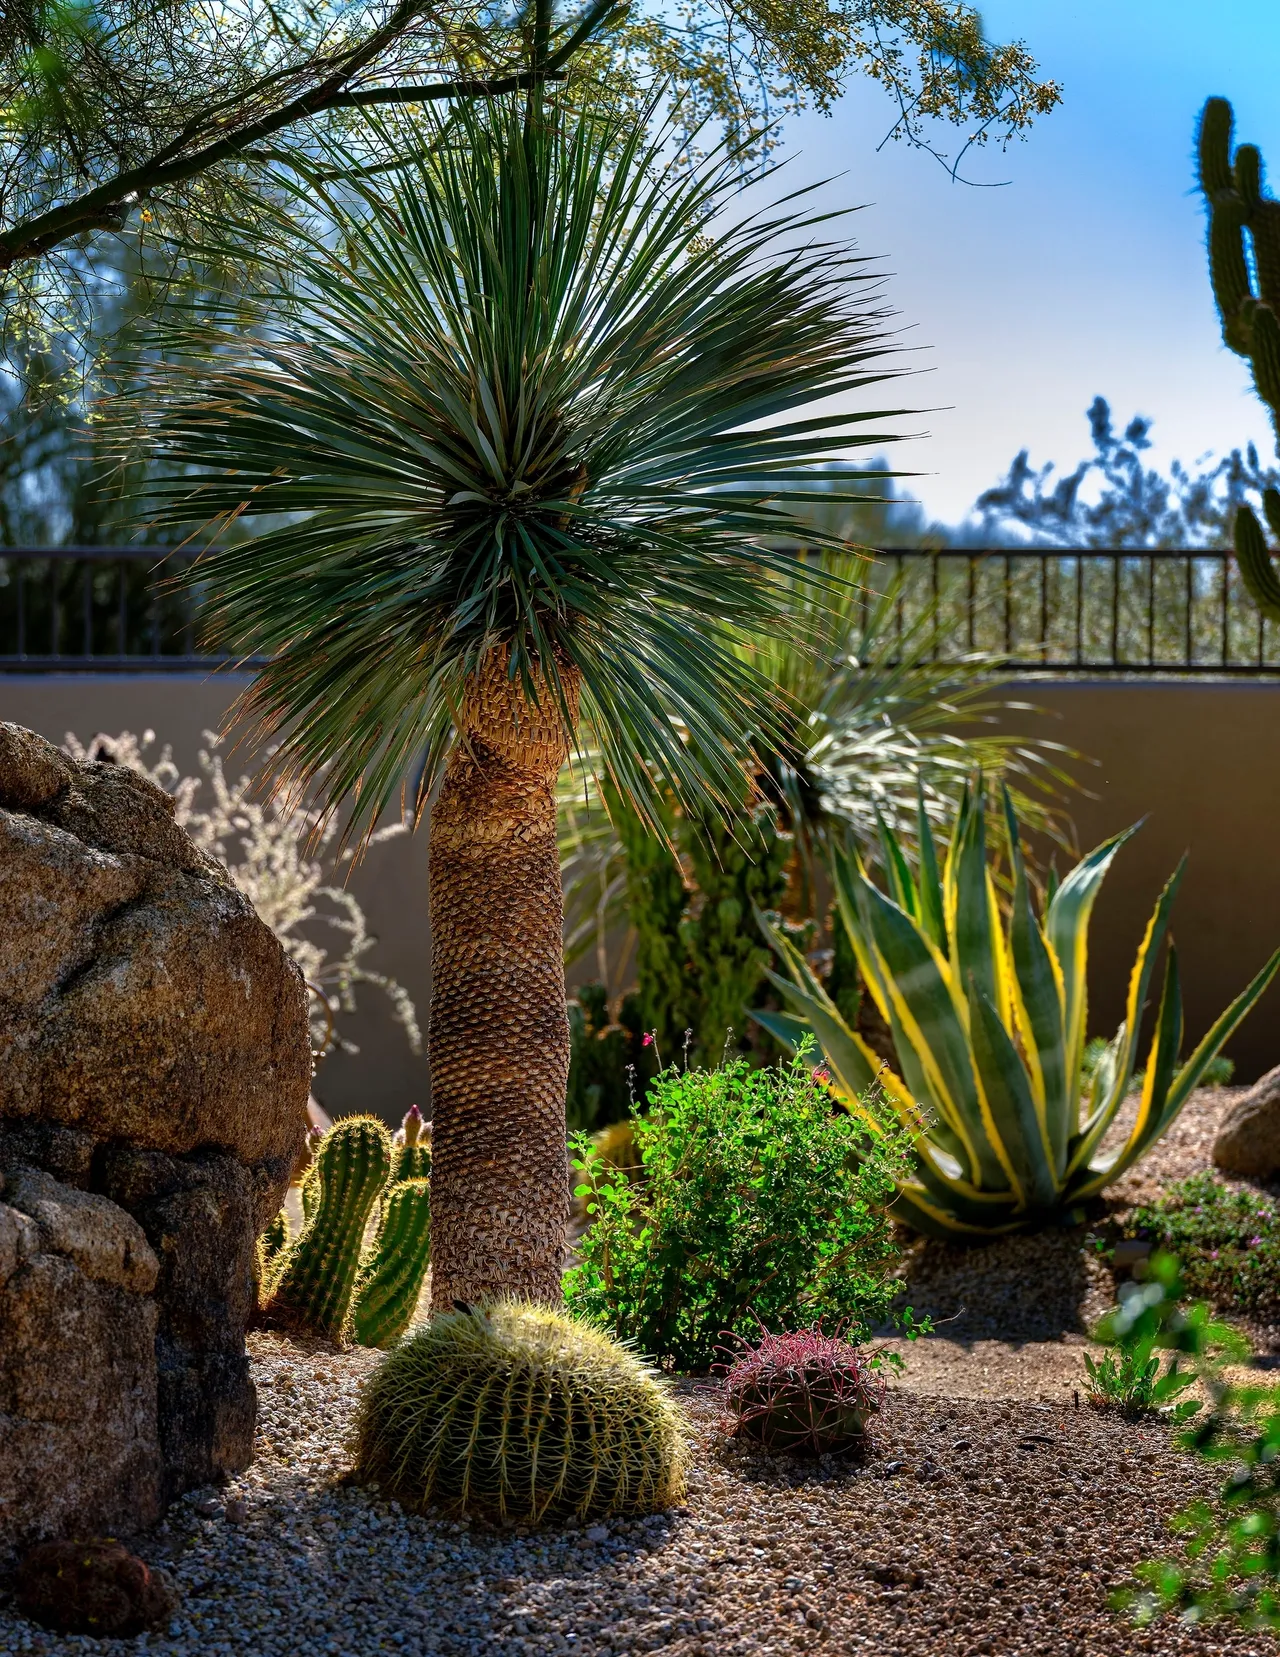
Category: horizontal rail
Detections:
[{"x1": 2, "y1": 545, "x2": 1279, "y2": 677}]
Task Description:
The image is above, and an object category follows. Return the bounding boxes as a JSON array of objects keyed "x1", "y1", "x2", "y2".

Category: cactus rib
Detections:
[{"x1": 350, "y1": 1178, "x2": 432, "y2": 1349}]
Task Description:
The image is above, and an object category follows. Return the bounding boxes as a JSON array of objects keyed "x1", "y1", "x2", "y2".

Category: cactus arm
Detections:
[
  {"x1": 264, "y1": 1115, "x2": 393, "y2": 1341},
  {"x1": 1198, "y1": 97, "x2": 1235, "y2": 196},
  {"x1": 350, "y1": 1178, "x2": 432, "y2": 1348},
  {"x1": 1235, "y1": 505, "x2": 1280, "y2": 624}
]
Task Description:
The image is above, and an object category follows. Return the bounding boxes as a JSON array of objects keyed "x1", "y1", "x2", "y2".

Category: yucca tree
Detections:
[{"x1": 127, "y1": 96, "x2": 907, "y2": 1306}]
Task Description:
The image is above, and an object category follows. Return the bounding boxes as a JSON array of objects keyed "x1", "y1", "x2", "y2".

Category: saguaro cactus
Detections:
[{"x1": 1197, "y1": 96, "x2": 1280, "y2": 620}]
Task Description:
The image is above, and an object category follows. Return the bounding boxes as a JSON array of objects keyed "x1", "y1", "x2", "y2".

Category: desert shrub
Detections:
[
  {"x1": 563, "y1": 1052, "x2": 920, "y2": 1371},
  {"x1": 1125, "y1": 1172, "x2": 1280, "y2": 1323}
]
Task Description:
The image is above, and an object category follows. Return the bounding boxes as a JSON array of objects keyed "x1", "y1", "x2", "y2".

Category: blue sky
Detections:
[{"x1": 770, "y1": 1, "x2": 1280, "y2": 524}]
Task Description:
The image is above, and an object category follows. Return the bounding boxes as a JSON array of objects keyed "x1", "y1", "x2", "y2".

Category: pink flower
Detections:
[
  {"x1": 811, "y1": 1066, "x2": 831, "y2": 1085},
  {"x1": 642, "y1": 1032, "x2": 654, "y2": 1048}
]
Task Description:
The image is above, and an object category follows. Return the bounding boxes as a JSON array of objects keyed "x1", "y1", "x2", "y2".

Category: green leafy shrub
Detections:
[
  {"x1": 1125, "y1": 1173, "x2": 1280, "y2": 1323},
  {"x1": 355, "y1": 1301, "x2": 687, "y2": 1525},
  {"x1": 563, "y1": 1053, "x2": 921, "y2": 1372}
]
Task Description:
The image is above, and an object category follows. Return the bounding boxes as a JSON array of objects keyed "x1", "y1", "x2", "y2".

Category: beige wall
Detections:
[
  {"x1": 0, "y1": 674, "x2": 432, "y2": 1126},
  {"x1": 1004, "y1": 679, "x2": 1280, "y2": 1084},
  {"x1": 3, "y1": 674, "x2": 1278, "y2": 1118}
]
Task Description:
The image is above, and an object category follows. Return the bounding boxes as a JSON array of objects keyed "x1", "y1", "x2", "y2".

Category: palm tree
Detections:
[{"x1": 128, "y1": 97, "x2": 907, "y2": 1308}]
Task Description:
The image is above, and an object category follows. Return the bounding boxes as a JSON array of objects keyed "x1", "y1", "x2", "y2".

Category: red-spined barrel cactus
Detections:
[{"x1": 722, "y1": 1327, "x2": 885, "y2": 1456}]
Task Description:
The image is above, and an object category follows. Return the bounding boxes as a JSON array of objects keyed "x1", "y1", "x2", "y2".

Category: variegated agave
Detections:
[{"x1": 759, "y1": 784, "x2": 1280, "y2": 1237}]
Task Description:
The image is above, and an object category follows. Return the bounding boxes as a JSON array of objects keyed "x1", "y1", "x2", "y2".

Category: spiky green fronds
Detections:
[
  {"x1": 263, "y1": 1114, "x2": 393, "y2": 1340},
  {"x1": 355, "y1": 1301, "x2": 688, "y2": 1524},
  {"x1": 391, "y1": 1106, "x2": 432, "y2": 1186},
  {"x1": 761, "y1": 781, "x2": 1280, "y2": 1237},
  {"x1": 349, "y1": 1179, "x2": 432, "y2": 1350},
  {"x1": 126, "y1": 95, "x2": 907, "y2": 844}
]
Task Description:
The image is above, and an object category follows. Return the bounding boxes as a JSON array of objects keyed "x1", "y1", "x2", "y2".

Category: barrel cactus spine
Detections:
[
  {"x1": 355, "y1": 1300, "x2": 688, "y2": 1524},
  {"x1": 1196, "y1": 96, "x2": 1280, "y2": 621},
  {"x1": 262, "y1": 1114, "x2": 393, "y2": 1340}
]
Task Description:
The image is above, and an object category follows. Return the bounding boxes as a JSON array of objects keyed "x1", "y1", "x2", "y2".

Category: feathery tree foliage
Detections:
[
  {"x1": 119, "y1": 94, "x2": 915, "y2": 1304},
  {"x1": 0, "y1": 0, "x2": 1058, "y2": 380}
]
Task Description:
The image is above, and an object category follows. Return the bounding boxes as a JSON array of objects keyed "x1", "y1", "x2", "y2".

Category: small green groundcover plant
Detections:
[
  {"x1": 563, "y1": 1050, "x2": 926, "y2": 1372},
  {"x1": 1122, "y1": 1173, "x2": 1280, "y2": 1325},
  {"x1": 1092, "y1": 1252, "x2": 1280, "y2": 1631}
]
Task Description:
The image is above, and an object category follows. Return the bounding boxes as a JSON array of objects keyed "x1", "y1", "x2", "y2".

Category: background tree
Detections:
[{"x1": 0, "y1": 0, "x2": 1058, "y2": 378}]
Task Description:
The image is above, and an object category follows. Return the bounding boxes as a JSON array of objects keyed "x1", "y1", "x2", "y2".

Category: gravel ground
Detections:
[
  {"x1": 3, "y1": 1087, "x2": 1277, "y2": 1657},
  {"x1": 1, "y1": 1332, "x2": 1277, "y2": 1657}
]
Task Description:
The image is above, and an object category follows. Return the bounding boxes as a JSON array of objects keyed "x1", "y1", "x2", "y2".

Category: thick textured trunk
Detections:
[{"x1": 427, "y1": 652, "x2": 578, "y2": 1309}]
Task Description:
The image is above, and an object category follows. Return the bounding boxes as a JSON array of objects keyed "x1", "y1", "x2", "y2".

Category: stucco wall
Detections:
[
  {"x1": 1004, "y1": 679, "x2": 1280, "y2": 1083},
  {"x1": 3, "y1": 673, "x2": 1278, "y2": 1118}
]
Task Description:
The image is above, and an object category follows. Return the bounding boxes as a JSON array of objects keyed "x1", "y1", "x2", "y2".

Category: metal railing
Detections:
[
  {"x1": 3, "y1": 545, "x2": 1280, "y2": 675},
  {"x1": 872, "y1": 548, "x2": 1280, "y2": 676},
  {"x1": 0, "y1": 547, "x2": 232, "y2": 671}
]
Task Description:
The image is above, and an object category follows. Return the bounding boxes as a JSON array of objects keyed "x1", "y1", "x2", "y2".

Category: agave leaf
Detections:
[
  {"x1": 890, "y1": 1180, "x2": 1024, "y2": 1240},
  {"x1": 1071, "y1": 947, "x2": 1184, "y2": 1201},
  {"x1": 966, "y1": 976, "x2": 1057, "y2": 1213},
  {"x1": 1160, "y1": 944, "x2": 1280, "y2": 1122},
  {"x1": 876, "y1": 808, "x2": 918, "y2": 921},
  {"x1": 834, "y1": 853, "x2": 1007, "y2": 1190},
  {"x1": 1002, "y1": 786, "x2": 1069, "y2": 1172},
  {"x1": 1045, "y1": 824, "x2": 1140, "y2": 1113},
  {"x1": 914, "y1": 784, "x2": 947, "y2": 953},
  {"x1": 753, "y1": 913, "x2": 914, "y2": 1128}
]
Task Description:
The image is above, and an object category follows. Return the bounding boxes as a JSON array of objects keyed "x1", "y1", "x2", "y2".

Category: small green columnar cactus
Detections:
[
  {"x1": 256, "y1": 1208, "x2": 291, "y2": 1296},
  {"x1": 1197, "y1": 97, "x2": 1280, "y2": 620},
  {"x1": 263, "y1": 1114, "x2": 393, "y2": 1340},
  {"x1": 349, "y1": 1178, "x2": 432, "y2": 1349},
  {"x1": 391, "y1": 1104, "x2": 432, "y2": 1185},
  {"x1": 355, "y1": 1301, "x2": 688, "y2": 1524}
]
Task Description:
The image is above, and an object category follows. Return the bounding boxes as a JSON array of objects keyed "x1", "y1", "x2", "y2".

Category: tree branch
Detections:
[{"x1": 0, "y1": 0, "x2": 623, "y2": 271}]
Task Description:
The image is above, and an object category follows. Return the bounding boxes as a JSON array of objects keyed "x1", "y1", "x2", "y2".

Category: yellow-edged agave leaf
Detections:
[
  {"x1": 753, "y1": 922, "x2": 912, "y2": 1132},
  {"x1": 1044, "y1": 825, "x2": 1139, "y2": 1096},
  {"x1": 891, "y1": 1179, "x2": 1024, "y2": 1240},
  {"x1": 876, "y1": 810, "x2": 919, "y2": 921},
  {"x1": 834, "y1": 853, "x2": 998, "y2": 1182},
  {"x1": 1074, "y1": 941, "x2": 1280, "y2": 1200},
  {"x1": 966, "y1": 978, "x2": 1057, "y2": 1212},
  {"x1": 766, "y1": 784, "x2": 1279, "y2": 1235},
  {"x1": 1066, "y1": 863, "x2": 1185, "y2": 1172},
  {"x1": 1071, "y1": 947, "x2": 1184, "y2": 1199},
  {"x1": 950, "y1": 784, "x2": 1010, "y2": 1028},
  {"x1": 914, "y1": 789, "x2": 947, "y2": 952},
  {"x1": 1002, "y1": 787, "x2": 1069, "y2": 1171}
]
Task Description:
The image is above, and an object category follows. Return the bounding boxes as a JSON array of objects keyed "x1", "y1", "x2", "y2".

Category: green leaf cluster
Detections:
[
  {"x1": 761, "y1": 782, "x2": 1280, "y2": 1236},
  {"x1": 1124, "y1": 1173, "x2": 1280, "y2": 1325},
  {"x1": 563, "y1": 1051, "x2": 922, "y2": 1372},
  {"x1": 1094, "y1": 1252, "x2": 1280, "y2": 1632}
]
